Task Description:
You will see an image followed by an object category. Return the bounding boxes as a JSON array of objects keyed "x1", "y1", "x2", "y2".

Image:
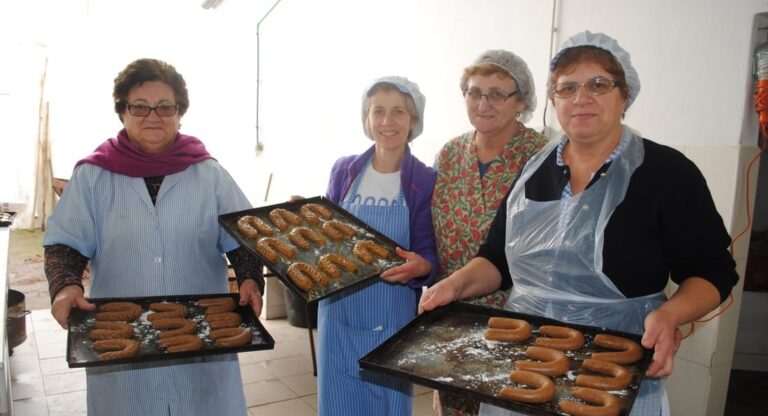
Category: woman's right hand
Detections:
[
  {"x1": 288, "y1": 195, "x2": 305, "y2": 202},
  {"x1": 418, "y1": 279, "x2": 458, "y2": 314},
  {"x1": 51, "y1": 285, "x2": 95, "y2": 329}
]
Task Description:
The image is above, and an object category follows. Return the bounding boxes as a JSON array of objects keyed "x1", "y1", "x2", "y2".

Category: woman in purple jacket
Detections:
[{"x1": 318, "y1": 75, "x2": 438, "y2": 415}]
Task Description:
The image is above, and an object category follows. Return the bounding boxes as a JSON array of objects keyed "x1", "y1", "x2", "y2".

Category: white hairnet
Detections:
[
  {"x1": 550, "y1": 31, "x2": 641, "y2": 110},
  {"x1": 470, "y1": 50, "x2": 537, "y2": 123},
  {"x1": 362, "y1": 75, "x2": 426, "y2": 141}
]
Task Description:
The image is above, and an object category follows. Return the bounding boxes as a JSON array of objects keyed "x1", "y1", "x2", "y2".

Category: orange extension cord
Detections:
[{"x1": 681, "y1": 79, "x2": 768, "y2": 339}]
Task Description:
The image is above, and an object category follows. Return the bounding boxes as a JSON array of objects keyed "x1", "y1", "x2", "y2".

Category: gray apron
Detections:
[{"x1": 481, "y1": 128, "x2": 666, "y2": 416}]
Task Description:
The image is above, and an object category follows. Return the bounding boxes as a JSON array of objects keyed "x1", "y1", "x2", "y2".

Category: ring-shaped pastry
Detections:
[
  {"x1": 576, "y1": 358, "x2": 632, "y2": 391},
  {"x1": 210, "y1": 327, "x2": 252, "y2": 348},
  {"x1": 559, "y1": 387, "x2": 621, "y2": 416},
  {"x1": 256, "y1": 237, "x2": 297, "y2": 262},
  {"x1": 485, "y1": 317, "x2": 532, "y2": 342},
  {"x1": 92, "y1": 338, "x2": 140, "y2": 361},
  {"x1": 534, "y1": 325, "x2": 586, "y2": 351},
  {"x1": 500, "y1": 370, "x2": 556, "y2": 404},
  {"x1": 515, "y1": 346, "x2": 570, "y2": 377},
  {"x1": 591, "y1": 334, "x2": 643, "y2": 365},
  {"x1": 318, "y1": 253, "x2": 359, "y2": 278}
]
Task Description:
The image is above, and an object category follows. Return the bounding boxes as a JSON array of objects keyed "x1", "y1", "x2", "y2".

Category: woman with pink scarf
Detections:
[{"x1": 44, "y1": 58, "x2": 259, "y2": 416}]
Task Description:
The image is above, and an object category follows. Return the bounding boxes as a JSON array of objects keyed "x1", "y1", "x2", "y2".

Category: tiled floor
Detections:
[{"x1": 8, "y1": 310, "x2": 434, "y2": 416}]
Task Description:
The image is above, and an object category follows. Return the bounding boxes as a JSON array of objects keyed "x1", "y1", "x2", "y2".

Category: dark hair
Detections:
[
  {"x1": 113, "y1": 58, "x2": 189, "y2": 122},
  {"x1": 549, "y1": 46, "x2": 629, "y2": 101}
]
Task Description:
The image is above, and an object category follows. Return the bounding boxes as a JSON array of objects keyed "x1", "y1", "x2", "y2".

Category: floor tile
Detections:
[
  {"x1": 241, "y1": 340, "x2": 313, "y2": 363},
  {"x1": 248, "y1": 397, "x2": 316, "y2": 416},
  {"x1": 36, "y1": 340, "x2": 67, "y2": 360},
  {"x1": 242, "y1": 379, "x2": 297, "y2": 407},
  {"x1": 43, "y1": 371, "x2": 87, "y2": 395},
  {"x1": 10, "y1": 376, "x2": 45, "y2": 400},
  {"x1": 34, "y1": 329, "x2": 68, "y2": 345},
  {"x1": 39, "y1": 357, "x2": 82, "y2": 376},
  {"x1": 46, "y1": 389, "x2": 87, "y2": 416},
  {"x1": 30, "y1": 312, "x2": 63, "y2": 333},
  {"x1": 267, "y1": 325, "x2": 313, "y2": 343},
  {"x1": 300, "y1": 394, "x2": 317, "y2": 410},
  {"x1": 260, "y1": 355, "x2": 314, "y2": 378},
  {"x1": 9, "y1": 357, "x2": 41, "y2": 381},
  {"x1": 11, "y1": 397, "x2": 49, "y2": 416},
  {"x1": 239, "y1": 361, "x2": 276, "y2": 384},
  {"x1": 414, "y1": 383, "x2": 433, "y2": 396},
  {"x1": 9, "y1": 337, "x2": 38, "y2": 359},
  {"x1": 279, "y1": 372, "x2": 317, "y2": 396},
  {"x1": 413, "y1": 391, "x2": 434, "y2": 415}
]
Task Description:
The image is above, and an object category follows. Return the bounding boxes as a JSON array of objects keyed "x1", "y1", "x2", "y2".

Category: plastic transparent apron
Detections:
[{"x1": 480, "y1": 129, "x2": 667, "y2": 416}]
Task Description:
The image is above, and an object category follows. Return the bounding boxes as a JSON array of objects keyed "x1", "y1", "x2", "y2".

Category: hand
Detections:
[
  {"x1": 642, "y1": 308, "x2": 681, "y2": 377},
  {"x1": 418, "y1": 280, "x2": 457, "y2": 314},
  {"x1": 50, "y1": 285, "x2": 95, "y2": 329},
  {"x1": 288, "y1": 195, "x2": 305, "y2": 202},
  {"x1": 238, "y1": 279, "x2": 264, "y2": 318},
  {"x1": 379, "y1": 247, "x2": 431, "y2": 284}
]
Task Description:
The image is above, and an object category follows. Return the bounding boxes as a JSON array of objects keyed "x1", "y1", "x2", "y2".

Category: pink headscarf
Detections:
[{"x1": 75, "y1": 129, "x2": 214, "y2": 177}]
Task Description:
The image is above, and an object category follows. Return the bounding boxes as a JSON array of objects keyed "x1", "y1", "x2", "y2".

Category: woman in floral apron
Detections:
[
  {"x1": 430, "y1": 49, "x2": 548, "y2": 416},
  {"x1": 419, "y1": 32, "x2": 738, "y2": 416},
  {"x1": 318, "y1": 76, "x2": 438, "y2": 415}
]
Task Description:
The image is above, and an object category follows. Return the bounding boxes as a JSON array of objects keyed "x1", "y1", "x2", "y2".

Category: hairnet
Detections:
[
  {"x1": 550, "y1": 31, "x2": 640, "y2": 110},
  {"x1": 362, "y1": 75, "x2": 426, "y2": 141},
  {"x1": 471, "y1": 50, "x2": 537, "y2": 123}
]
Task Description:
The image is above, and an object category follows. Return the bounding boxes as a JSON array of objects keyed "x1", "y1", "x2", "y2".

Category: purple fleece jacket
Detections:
[{"x1": 325, "y1": 145, "x2": 438, "y2": 288}]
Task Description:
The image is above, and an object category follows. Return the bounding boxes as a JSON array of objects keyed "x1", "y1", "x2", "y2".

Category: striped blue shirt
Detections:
[{"x1": 44, "y1": 160, "x2": 251, "y2": 416}]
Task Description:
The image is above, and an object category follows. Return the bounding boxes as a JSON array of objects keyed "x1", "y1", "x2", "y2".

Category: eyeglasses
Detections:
[
  {"x1": 126, "y1": 103, "x2": 179, "y2": 117},
  {"x1": 463, "y1": 89, "x2": 519, "y2": 104},
  {"x1": 551, "y1": 77, "x2": 621, "y2": 99}
]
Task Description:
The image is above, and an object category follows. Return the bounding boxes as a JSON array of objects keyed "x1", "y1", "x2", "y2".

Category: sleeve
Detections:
[
  {"x1": 476, "y1": 186, "x2": 514, "y2": 290},
  {"x1": 44, "y1": 244, "x2": 89, "y2": 300},
  {"x1": 42, "y1": 166, "x2": 98, "y2": 258},
  {"x1": 226, "y1": 247, "x2": 264, "y2": 293},
  {"x1": 215, "y1": 164, "x2": 253, "y2": 253},
  {"x1": 660, "y1": 158, "x2": 738, "y2": 302},
  {"x1": 325, "y1": 157, "x2": 346, "y2": 204},
  {"x1": 406, "y1": 170, "x2": 439, "y2": 288}
]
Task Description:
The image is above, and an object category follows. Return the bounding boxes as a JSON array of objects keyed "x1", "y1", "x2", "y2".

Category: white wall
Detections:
[{"x1": 3, "y1": 0, "x2": 765, "y2": 221}]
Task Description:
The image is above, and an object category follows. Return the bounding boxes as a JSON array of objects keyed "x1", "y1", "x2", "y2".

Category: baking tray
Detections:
[
  {"x1": 0, "y1": 212, "x2": 16, "y2": 227},
  {"x1": 67, "y1": 293, "x2": 274, "y2": 368},
  {"x1": 219, "y1": 196, "x2": 406, "y2": 304},
  {"x1": 359, "y1": 302, "x2": 653, "y2": 416}
]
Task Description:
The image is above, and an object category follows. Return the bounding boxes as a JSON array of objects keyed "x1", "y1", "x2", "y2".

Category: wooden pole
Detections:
[{"x1": 32, "y1": 58, "x2": 48, "y2": 229}]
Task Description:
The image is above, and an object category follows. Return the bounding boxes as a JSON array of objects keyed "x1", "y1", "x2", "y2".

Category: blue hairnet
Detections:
[
  {"x1": 362, "y1": 76, "x2": 426, "y2": 141},
  {"x1": 550, "y1": 31, "x2": 640, "y2": 110}
]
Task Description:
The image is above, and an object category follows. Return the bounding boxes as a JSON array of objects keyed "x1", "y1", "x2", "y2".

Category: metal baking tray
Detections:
[
  {"x1": 67, "y1": 293, "x2": 274, "y2": 368},
  {"x1": 359, "y1": 302, "x2": 652, "y2": 416},
  {"x1": 0, "y1": 212, "x2": 16, "y2": 227},
  {"x1": 219, "y1": 196, "x2": 406, "y2": 303}
]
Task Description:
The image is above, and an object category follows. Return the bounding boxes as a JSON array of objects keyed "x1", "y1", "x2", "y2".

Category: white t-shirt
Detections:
[{"x1": 346, "y1": 164, "x2": 401, "y2": 206}]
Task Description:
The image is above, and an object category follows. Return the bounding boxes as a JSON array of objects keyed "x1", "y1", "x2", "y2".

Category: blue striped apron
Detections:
[{"x1": 317, "y1": 160, "x2": 416, "y2": 416}]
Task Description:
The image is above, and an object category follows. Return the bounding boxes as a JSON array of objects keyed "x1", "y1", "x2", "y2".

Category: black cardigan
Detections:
[{"x1": 477, "y1": 139, "x2": 738, "y2": 302}]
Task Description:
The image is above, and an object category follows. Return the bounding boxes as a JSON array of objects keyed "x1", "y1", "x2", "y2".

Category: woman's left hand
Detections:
[
  {"x1": 642, "y1": 308, "x2": 683, "y2": 378},
  {"x1": 379, "y1": 247, "x2": 431, "y2": 284},
  {"x1": 238, "y1": 279, "x2": 264, "y2": 318}
]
